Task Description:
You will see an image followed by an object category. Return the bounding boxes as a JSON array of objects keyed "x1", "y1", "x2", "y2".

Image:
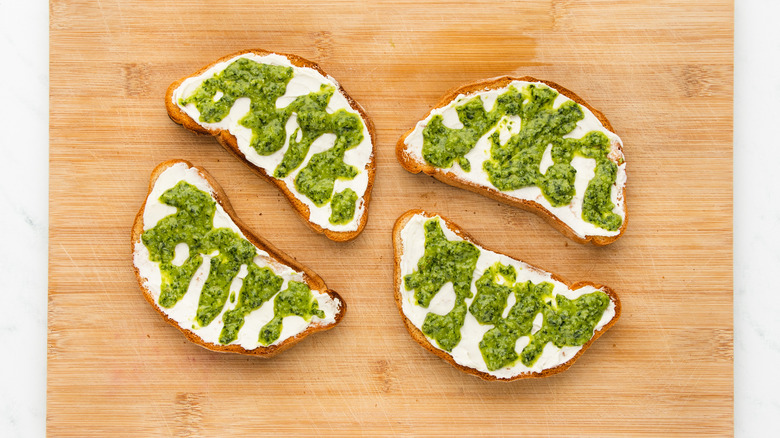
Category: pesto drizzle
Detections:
[
  {"x1": 403, "y1": 218, "x2": 611, "y2": 370},
  {"x1": 259, "y1": 281, "x2": 325, "y2": 346},
  {"x1": 474, "y1": 263, "x2": 609, "y2": 370},
  {"x1": 403, "y1": 218, "x2": 480, "y2": 351},
  {"x1": 142, "y1": 180, "x2": 324, "y2": 346},
  {"x1": 329, "y1": 188, "x2": 358, "y2": 225},
  {"x1": 179, "y1": 57, "x2": 364, "y2": 222},
  {"x1": 420, "y1": 84, "x2": 622, "y2": 231}
]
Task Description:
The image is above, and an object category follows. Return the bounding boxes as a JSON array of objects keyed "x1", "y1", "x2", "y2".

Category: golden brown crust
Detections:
[
  {"x1": 392, "y1": 209, "x2": 621, "y2": 381},
  {"x1": 166, "y1": 49, "x2": 376, "y2": 242},
  {"x1": 131, "y1": 159, "x2": 346, "y2": 357},
  {"x1": 396, "y1": 76, "x2": 628, "y2": 246}
]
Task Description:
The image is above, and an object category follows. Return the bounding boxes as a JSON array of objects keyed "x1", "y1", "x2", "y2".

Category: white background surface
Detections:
[
  {"x1": 734, "y1": 0, "x2": 780, "y2": 433},
  {"x1": 0, "y1": 1, "x2": 774, "y2": 435}
]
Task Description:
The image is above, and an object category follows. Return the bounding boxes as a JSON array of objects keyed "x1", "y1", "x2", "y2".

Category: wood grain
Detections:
[{"x1": 49, "y1": 0, "x2": 733, "y2": 436}]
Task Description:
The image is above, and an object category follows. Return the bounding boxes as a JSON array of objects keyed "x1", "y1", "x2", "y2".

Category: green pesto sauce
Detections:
[
  {"x1": 329, "y1": 188, "x2": 358, "y2": 225},
  {"x1": 142, "y1": 181, "x2": 321, "y2": 346},
  {"x1": 258, "y1": 281, "x2": 325, "y2": 346},
  {"x1": 180, "y1": 57, "x2": 364, "y2": 222},
  {"x1": 421, "y1": 84, "x2": 622, "y2": 231},
  {"x1": 403, "y1": 219, "x2": 610, "y2": 370},
  {"x1": 403, "y1": 219, "x2": 480, "y2": 351},
  {"x1": 219, "y1": 265, "x2": 282, "y2": 344},
  {"x1": 475, "y1": 263, "x2": 609, "y2": 370}
]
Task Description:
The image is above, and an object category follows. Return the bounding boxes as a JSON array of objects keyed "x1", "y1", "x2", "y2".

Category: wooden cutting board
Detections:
[{"x1": 49, "y1": 0, "x2": 733, "y2": 436}]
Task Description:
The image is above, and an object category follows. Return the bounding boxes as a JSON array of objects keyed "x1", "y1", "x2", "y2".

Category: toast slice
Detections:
[
  {"x1": 393, "y1": 210, "x2": 620, "y2": 380},
  {"x1": 397, "y1": 76, "x2": 627, "y2": 245},
  {"x1": 132, "y1": 160, "x2": 346, "y2": 356},
  {"x1": 166, "y1": 49, "x2": 376, "y2": 242}
]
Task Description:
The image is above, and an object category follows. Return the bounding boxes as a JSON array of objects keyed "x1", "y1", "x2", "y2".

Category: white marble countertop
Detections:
[
  {"x1": 733, "y1": 0, "x2": 780, "y2": 432},
  {"x1": 0, "y1": 1, "x2": 48, "y2": 436},
  {"x1": 1, "y1": 1, "x2": 776, "y2": 436}
]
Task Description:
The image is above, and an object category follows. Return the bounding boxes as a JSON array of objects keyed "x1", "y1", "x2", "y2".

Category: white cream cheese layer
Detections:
[
  {"x1": 398, "y1": 213, "x2": 616, "y2": 379},
  {"x1": 133, "y1": 162, "x2": 341, "y2": 350},
  {"x1": 403, "y1": 81, "x2": 626, "y2": 239},
  {"x1": 172, "y1": 53, "x2": 373, "y2": 233}
]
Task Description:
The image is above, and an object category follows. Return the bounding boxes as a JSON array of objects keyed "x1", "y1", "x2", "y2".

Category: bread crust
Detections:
[
  {"x1": 166, "y1": 49, "x2": 376, "y2": 242},
  {"x1": 396, "y1": 76, "x2": 628, "y2": 246},
  {"x1": 131, "y1": 159, "x2": 346, "y2": 357},
  {"x1": 392, "y1": 209, "x2": 621, "y2": 381}
]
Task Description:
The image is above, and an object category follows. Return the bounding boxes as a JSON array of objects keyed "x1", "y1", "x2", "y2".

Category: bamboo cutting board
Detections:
[{"x1": 49, "y1": 0, "x2": 733, "y2": 436}]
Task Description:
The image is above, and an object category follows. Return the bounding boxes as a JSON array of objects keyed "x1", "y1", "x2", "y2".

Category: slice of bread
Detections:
[
  {"x1": 132, "y1": 160, "x2": 346, "y2": 356},
  {"x1": 397, "y1": 76, "x2": 627, "y2": 245},
  {"x1": 393, "y1": 210, "x2": 620, "y2": 381},
  {"x1": 166, "y1": 49, "x2": 376, "y2": 242}
]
